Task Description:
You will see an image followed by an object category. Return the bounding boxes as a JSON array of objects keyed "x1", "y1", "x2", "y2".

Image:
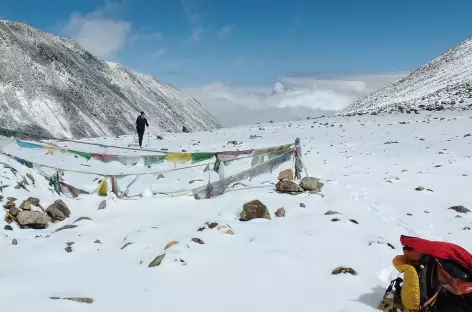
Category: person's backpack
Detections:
[{"x1": 379, "y1": 235, "x2": 472, "y2": 312}]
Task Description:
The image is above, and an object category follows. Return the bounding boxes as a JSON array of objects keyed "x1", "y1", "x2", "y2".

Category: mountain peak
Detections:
[
  {"x1": 0, "y1": 21, "x2": 221, "y2": 139},
  {"x1": 338, "y1": 35, "x2": 472, "y2": 116}
]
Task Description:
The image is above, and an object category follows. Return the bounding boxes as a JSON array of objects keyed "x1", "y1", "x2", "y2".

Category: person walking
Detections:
[
  {"x1": 135, "y1": 111, "x2": 149, "y2": 148},
  {"x1": 293, "y1": 137, "x2": 302, "y2": 180}
]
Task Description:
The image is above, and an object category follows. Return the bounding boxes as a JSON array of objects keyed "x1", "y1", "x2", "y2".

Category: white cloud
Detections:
[
  {"x1": 186, "y1": 72, "x2": 408, "y2": 126},
  {"x1": 62, "y1": 2, "x2": 132, "y2": 59},
  {"x1": 189, "y1": 27, "x2": 203, "y2": 42},
  {"x1": 218, "y1": 25, "x2": 234, "y2": 39},
  {"x1": 154, "y1": 47, "x2": 167, "y2": 57}
]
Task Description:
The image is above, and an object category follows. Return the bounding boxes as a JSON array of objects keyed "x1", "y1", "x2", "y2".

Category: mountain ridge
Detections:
[
  {"x1": 0, "y1": 20, "x2": 222, "y2": 139},
  {"x1": 337, "y1": 36, "x2": 472, "y2": 116}
]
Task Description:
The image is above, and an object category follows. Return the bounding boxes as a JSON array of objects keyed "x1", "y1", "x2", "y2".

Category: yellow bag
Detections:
[
  {"x1": 97, "y1": 179, "x2": 108, "y2": 197},
  {"x1": 392, "y1": 255, "x2": 421, "y2": 312}
]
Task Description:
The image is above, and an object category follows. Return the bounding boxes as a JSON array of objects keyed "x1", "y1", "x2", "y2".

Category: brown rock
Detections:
[
  {"x1": 275, "y1": 207, "x2": 286, "y2": 217},
  {"x1": 332, "y1": 266, "x2": 358, "y2": 275},
  {"x1": 19, "y1": 200, "x2": 32, "y2": 211},
  {"x1": 27, "y1": 197, "x2": 40, "y2": 206},
  {"x1": 63, "y1": 297, "x2": 94, "y2": 304},
  {"x1": 46, "y1": 205, "x2": 66, "y2": 221},
  {"x1": 325, "y1": 210, "x2": 341, "y2": 215},
  {"x1": 449, "y1": 205, "x2": 470, "y2": 214},
  {"x1": 16, "y1": 211, "x2": 50, "y2": 229},
  {"x1": 53, "y1": 200, "x2": 70, "y2": 217},
  {"x1": 206, "y1": 222, "x2": 218, "y2": 229},
  {"x1": 240, "y1": 200, "x2": 272, "y2": 221},
  {"x1": 98, "y1": 200, "x2": 106, "y2": 210},
  {"x1": 7, "y1": 197, "x2": 17, "y2": 202},
  {"x1": 415, "y1": 186, "x2": 425, "y2": 191},
  {"x1": 3, "y1": 201, "x2": 15, "y2": 209},
  {"x1": 148, "y1": 254, "x2": 166, "y2": 267},
  {"x1": 275, "y1": 180, "x2": 304, "y2": 193},
  {"x1": 164, "y1": 240, "x2": 179, "y2": 250},
  {"x1": 9, "y1": 207, "x2": 21, "y2": 217},
  {"x1": 191, "y1": 238, "x2": 205, "y2": 244},
  {"x1": 278, "y1": 168, "x2": 293, "y2": 181}
]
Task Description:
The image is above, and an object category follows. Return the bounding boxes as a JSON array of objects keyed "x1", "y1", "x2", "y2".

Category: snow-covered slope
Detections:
[
  {"x1": 0, "y1": 20, "x2": 222, "y2": 139},
  {"x1": 1, "y1": 110, "x2": 472, "y2": 311},
  {"x1": 338, "y1": 36, "x2": 472, "y2": 116}
]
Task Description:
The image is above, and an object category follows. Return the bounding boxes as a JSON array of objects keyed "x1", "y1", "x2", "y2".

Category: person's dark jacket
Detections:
[{"x1": 136, "y1": 116, "x2": 149, "y2": 132}]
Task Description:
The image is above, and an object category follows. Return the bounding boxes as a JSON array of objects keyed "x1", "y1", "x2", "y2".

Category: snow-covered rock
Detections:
[
  {"x1": 338, "y1": 36, "x2": 472, "y2": 116},
  {"x1": 0, "y1": 20, "x2": 222, "y2": 139}
]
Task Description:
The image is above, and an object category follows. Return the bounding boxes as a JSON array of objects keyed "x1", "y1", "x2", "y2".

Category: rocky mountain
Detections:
[
  {"x1": 337, "y1": 36, "x2": 472, "y2": 116},
  {"x1": 0, "y1": 20, "x2": 222, "y2": 139}
]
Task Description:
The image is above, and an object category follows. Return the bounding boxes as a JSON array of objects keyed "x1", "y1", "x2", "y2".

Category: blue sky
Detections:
[
  {"x1": 2, "y1": 0, "x2": 471, "y2": 88},
  {"x1": 1, "y1": 0, "x2": 471, "y2": 125}
]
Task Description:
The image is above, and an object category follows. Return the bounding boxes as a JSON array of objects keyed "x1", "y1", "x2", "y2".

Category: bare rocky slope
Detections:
[
  {"x1": 0, "y1": 20, "x2": 222, "y2": 139},
  {"x1": 337, "y1": 36, "x2": 472, "y2": 116}
]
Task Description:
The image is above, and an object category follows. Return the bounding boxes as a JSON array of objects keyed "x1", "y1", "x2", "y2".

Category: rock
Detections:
[
  {"x1": 278, "y1": 169, "x2": 293, "y2": 181},
  {"x1": 65, "y1": 246, "x2": 73, "y2": 253},
  {"x1": 73, "y1": 216, "x2": 92, "y2": 223},
  {"x1": 216, "y1": 225, "x2": 234, "y2": 235},
  {"x1": 415, "y1": 186, "x2": 425, "y2": 191},
  {"x1": 98, "y1": 200, "x2": 106, "y2": 210},
  {"x1": 9, "y1": 207, "x2": 20, "y2": 217},
  {"x1": 94, "y1": 239, "x2": 102, "y2": 244},
  {"x1": 332, "y1": 266, "x2": 358, "y2": 275},
  {"x1": 121, "y1": 242, "x2": 134, "y2": 250},
  {"x1": 4, "y1": 225, "x2": 13, "y2": 231},
  {"x1": 206, "y1": 222, "x2": 218, "y2": 229},
  {"x1": 3, "y1": 201, "x2": 15, "y2": 209},
  {"x1": 148, "y1": 254, "x2": 166, "y2": 267},
  {"x1": 464, "y1": 134, "x2": 471, "y2": 138},
  {"x1": 299, "y1": 203, "x2": 306, "y2": 208},
  {"x1": 407, "y1": 213, "x2": 413, "y2": 216},
  {"x1": 25, "y1": 173, "x2": 35, "y2": 184},
  {"x1": 16, "y1": 211, "x2": 50, "y2": 229},
  {"x1": 19, "y1": 200, "x2": 32, "y2": 211},
  {"x1": 349, "y1": 219, "x2": 359, "y2": 224},
  {"x1": 54, "y1": 224, "x2": 78, "y2": 233},
  {"x1": 12, "y1": 238, "x2": 18, "y2": 245},
  {"x1": 325, "y1": 210, "x2": 341, "y2": 215},
  {"x1": 331, "y1": 218, "x2": 341, "y2": 222},
  {"x1": 240, "y1": 200, "x2": 272, "y2": 221},
  {"x1": 275, "y1": 208, "x2": 286, "y2": 217},
  {"x1": 164, "y1": 240, "x2": 179, "y2": 250},
  {"x1": 27, "y1": 197, "x2": 40, "y2": 206},
  {"x1": 7, "y1": 197, "x2": 17, "y2": 202},
  {"x1": 63, "y1": 297, "x2": 93, "y2": 304},
  {"x1": 449, "y1": 205, "x2": 470, "y2": 214},
  {"x1": 299, "y1": 177, "x2": 322, "y2": 191},
  {"x1": 46, "y1": 205, "x2": 66, "y2": 221},
  {"x1": 191, "y1": 238, "x2": 205, "y2": 244},
  {"x1": 53, "y1": 200, "x2": 70, "y2": 217},
  {"x1": 275, "y1": 180, "x2": 304, "y2": 193}
]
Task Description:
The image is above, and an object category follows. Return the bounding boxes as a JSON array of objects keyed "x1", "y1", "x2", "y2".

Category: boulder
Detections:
[
  {"x1": 9, "y1": 207, "x2": 21, "y2": 217},
  {"x1": 46, "y1": 205, "x2": 66, "y2": 221},
  {"x1": 449, "y1": 205, "x2": 470, "y2": 214},
  {"x1": 278, "y1": 169, "x2": 293, "y2": 181},
  {"x1": 53, "y1": 200, "x2": 70, "y2": 217},
  {"x1": 27, "y1": 197, "x2": 40, "y2": 206},
  {"x1": 299, "y1": 177, "x2": 323, "y2": 191},
  {"x1": 275, "y1": 180, "x2": 304, "y2": 193},
  {"x1": 19, "y1": 200, "x2": 32, "y2": 211},
  {"x1": 275, "y1": 207, "x2": 286, "y2": 217},
  {"x1": 16, "y1": 211, "x2": 50, "y2": 229},
  {"x1": 240, "y1": 200, "x2": 272, "y2": 221}
]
